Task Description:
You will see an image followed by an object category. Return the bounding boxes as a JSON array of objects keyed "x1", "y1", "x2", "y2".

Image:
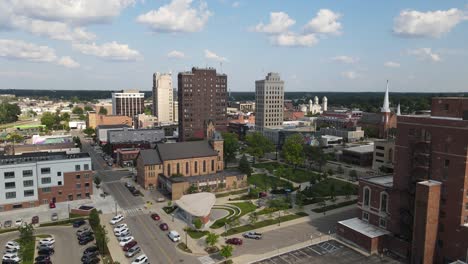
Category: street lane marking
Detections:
[
  {"x1": 134, "y1": 214, "x2": 174, "y2": 264},
  {"x1": 198, "y1": 255, "x2": 216, "y2": 264}
]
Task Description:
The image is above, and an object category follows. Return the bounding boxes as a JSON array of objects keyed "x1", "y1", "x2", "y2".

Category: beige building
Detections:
[
  {"x1": 372, "y1": 139, "x2": 395, "y2": 172},
  {"x1": 153, "y1": 73, "x2": 174, "y2": 123},
  {"x1": 255, "y1": 72, "x2": 284, "y2": 133},
  {"x1": 134, "y1": 113, "x2": 158, "y2": 129},
  {"x1": 173, "y1": 88, "x2": 178, "y2": 123}
]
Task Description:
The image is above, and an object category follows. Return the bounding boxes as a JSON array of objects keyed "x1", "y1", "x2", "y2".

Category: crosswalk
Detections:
[
  {"x1": 198, "y1": 255, "x2": 216, "y2": 264},
  {"x1": 123, "y1": 206, "x2": 147, "y2": 217}
]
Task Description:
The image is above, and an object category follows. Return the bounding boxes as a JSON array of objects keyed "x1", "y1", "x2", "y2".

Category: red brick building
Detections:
[{"x1": 337, "y1": 97, "x2": 468, "y2": 264}]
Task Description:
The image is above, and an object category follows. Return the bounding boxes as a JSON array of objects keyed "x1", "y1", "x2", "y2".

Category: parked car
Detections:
[
  {"x1": 37, "y1": 244, "x2": 54, "y2": 251},
  {"x1": 73, "y1": 219, "x2": 86, "y2": 228},
  {"x1": 125, "y1": 245, "x2": 141, "y2": 258},
  {"x1": 77, "y1": 231, "x2": 94, "y2": 240},
  {"x1": 82, "y1": 250, "x2": 99, "y2": 259},
  {"x1": 34, "y1": 260, "x2": 52, "y2": 264},
  {"x1": 76, "y1": 226, "x2": 92, "y2": 236},
  {"x1": 3, "y1": 221, "x2": 12, "y2": 228},
  {"x1": 243, "y1": 231, "x2": 262, "y2": 240},
  {"x1": 114, "y1": 228, "x2": 130, "y2": 236},
  {"x1": 168, "y1": 231, "x2": 180, "y2": 242},
  {"x1": 258, "y1": 192, "x2": 268, "y2": 198},
  {"x1": 159, "y1": 223, "x2": 168, "y2": 231},
  {"x1": 83, "y1": 246, "x2": 99, "y2": 254},
  {"x1": 131, "y1": 254, "x2": 149, "y2": 264},
  {"x1": 118, "y1": 236, "x2": 134, "y2": 246},
  {"x1": 81, "y1": 256, "x2": 100, "y2": 264},
  {"x1": 31, "y1": 216, "x2": 39, "y2": 225},
  {"x1": 122, "y1": 240, "x2": 138, "y2": 251},
  {"x1": 110, "y1": 214, "x2": 124, "y2": 225},
  {"x1": 2, "y1": 254, "x2": 20, "y2": 263},
  {"x1": 81, "y1": 252, "x2": 100, "y2": 262},
  {"x1": 226, "y1": 238, "x2": 243, "y2": 245},
  {"x1": 37, "y1": 248, "x2": 55, "y2": 256},
  {"x1": 3, "y1": 248, "x2": 18, "y2": 255},
  {"x1": 79, "y1": 235, "x2": 95, "y2": 245},
  {"x1": 113, "y1": 224, "x2": 128, "y2": 232},
  {"x1": 14, "y1": 219, "x2": 23, "y2": 227},
  {"x1": 34, "y1": 255, "x2": 50, "y2": 262},
  {"x1": 150, "y1": 213, "x2": 160, "y2": 221},
  {"x1": 51, "y1": 213, "x2": 59, "y2": 221},
  {"x1": 125, "y1": 182, "x2": 133, "y2": 188},
  {"x1": 4, "y1": 241, "x2": 19, "y2": 250},
  {"x1": 39, "y1": 238, "x2": 55, "y2": 246},
  {"x1": 156, "y1": 197, "x2": 166, "y2": 203},
  {"x1": 48, "y1": 202, "x2": 56, "y2": 209}
]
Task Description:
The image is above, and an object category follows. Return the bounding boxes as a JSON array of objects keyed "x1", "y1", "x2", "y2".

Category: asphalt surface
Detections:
[
  {"x1": 103, "y1": 181, "x2": 144, "y2": 210},
  {"x1": 0, "y1": 226, "x2": 84, "y2": 264}
]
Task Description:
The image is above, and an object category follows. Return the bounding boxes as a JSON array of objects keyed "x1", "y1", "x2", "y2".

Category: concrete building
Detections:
[
  {"x1": 320, "y1": 127, "x2": 365, "y2": 142},
  {"x1": 86, "y1": 112, "x2": 132, "y2": 129},
  {"x1": 230, "y1": 101, "x2": 255, "y2": 113},
  {"x1": 317, "y1": 109, "x2": 363, "y2": 129},
  {"x1": 107, "y1": 127, "x2": 165, "y2": 145},
  {"x1": 255, "y1": 72, "x2": 284, "y2": 133},
  {"x1": 96, "y1": 124, "x2": 131, "y2": 144},
  {"x1": 178, "y1": 67, "x2": 227, "y2": 141},
  {"x1": 0, "y1": 152, "x2": 92, "y2": 211},
  {"x1": 152, "y1": 73, "x2": 174, "y2": 123},
  {"x1": 372, "y1": 139, "x2": 395, "y2": 172},
  {"x1": 299, "y1": 96, "x2": 328, "y2": 115},
  {"x1": 115, "y1": 148, "x2": 140, "y2": 167},
  {"x1": 112, "y1": 90, "x2": 145, "y2": 117},
  {"x1": 134, "y1": 113, "x2": 158, "y2": 129},
  {"x1": 337, "y1": 97, "x2": 468, "y2": 263},
  {"x1": 5, "y1": 143, "x2": 79, "y2": 155},
  {"x1": 173, "y1": 88, "x2": 179, "y2": 123},
  {"x1": 340, "y1": 144, "x2": 374, "y2": 167}
]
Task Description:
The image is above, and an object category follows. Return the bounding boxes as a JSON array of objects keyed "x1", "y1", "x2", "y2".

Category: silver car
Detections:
[{"x1": 125, "y1": 245, "x2": 141, "y2": 258}]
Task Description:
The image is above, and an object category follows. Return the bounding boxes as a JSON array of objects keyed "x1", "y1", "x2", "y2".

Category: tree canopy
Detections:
[
  {"x1": 238, "y1": 155, "x2": 252, "y2": 176},
  {"x1": 72, "y1": 106, "x2": 84, "y2": 115},
  {"x1": 0, "y1": 102, "x2": 21, "y2": 124},
  {"x1": 41, "y1": 112, "x2": 62, "y2": 130},
  {"x1": 98, "y1": 107, "x2": 108, "y2": 115},
  {"x1": 222, "y1": 132, "x2": 239, "y2": 163},
  {"x1": 282, "y1": 134, "x2": 305, "y2": 168},
  {"x1": 245, "y1": 132, "x2": 274, "y2": 162}
]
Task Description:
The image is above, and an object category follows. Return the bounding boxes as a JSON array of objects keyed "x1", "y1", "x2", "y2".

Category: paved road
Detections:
[
  {"x1": 0, "y1": 226, "x2": 83, "y2": 264},
  {"x1": 104, "y1": 181, "x2": 144, "y2": 210}
]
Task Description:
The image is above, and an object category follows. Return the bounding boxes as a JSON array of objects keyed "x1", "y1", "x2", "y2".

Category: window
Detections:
[
  {"x1": 4, "y1": 171, "x2": 15, "y2": 179},
  {"x1": 24, "y1": 190, "x2": 34, "y2": 197},
  {"x1": 86, "y1": 193, "x2": 90, "y2": 198},
  {"x1": 203, "y1": 160, "x2": 206, "y2": 172},
  {"x1": 23, "y1": 170, "x2": 33, "y2": 177},
  {"x1": 42, "y1": 187, "x2": 51, "y2": 193},
  {"x1": 376, "y1": 146, "x2": 385, "y2": 150},
  {"x1": 211, "y1": 160, "x2": 215, "y2": 171},
  {"x1": 5, "y1": 182, "x2": 15, "y2": 189},
  {"x1": 194, "y1": 161, "x2": 198, "y2": 173},
  {"x1": 41, "y1": 168, "x2": 50, "y2": 174},
  {"x1": 380, "y1": 192, "x2": 388, "y2": 213},
  {"x1": 176, "y1": 163, "x2": 180, "y2": 174},
  {"x1": 443, "y1": 104, "x2": 449, "y2": 111},
  {"x1": 76, "y1": 183, "x2": 81, "y2": 189},
  {"x1": 41, "y1": 177, "x2": 52, "y2": 184},
  {"x1": 379, "y1": 218, "x2": 387, "y2": 228},
  {"x1": 84, "y1": 164, "x2": 89, "y2": 170},
  {"x1": 58, "y1": 190, "x2": 62, "y2": 195},
  {"x1": 362, "y1": 212, "x2": 369, "y2": 222},
  {"x1": 85, "y1": 183, "x2": 90, "y2": 187},
  {"x1": 444, "y1": 159, "x2": 450, "y2": 168},
  {"x1": 76, "y1": 194, "x2": 82, "y2": 199},
  {"x1": 363, "y1": 187, "x2": 371, "y2": 207},
  {"x1": 23, "y1": 180, "x2": 34, "y2": 187},
  {"x1": 6, "y1": 192, "x2": 16, "y2": 199},
  {"x1": 376, "y1": 153, "x2": 384, "y2": 157},
  {"x1": 167, "y1": 164, "x2": 171, "y2": 175},
  {"x1": 84, "y1": 173, "x2": 90, "y2": 179},
  {"x1": 57, "y1": 172, "x2": 62, "y2": 176},
  {"x1": 465, "y1": 203, "x2": 468, "y2": 210},
  {"x1": 58, "y1": 181, "x2": 62, "y2": 186},
  {"x1": 75, "y1": 165, "x2": 80, "y2": 171},
  {"x1": 76, "y1": 175, "x2": 81, "y2": 180}
]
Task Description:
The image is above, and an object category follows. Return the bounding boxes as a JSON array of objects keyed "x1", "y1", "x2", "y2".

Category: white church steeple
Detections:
[{"x1": 381, "y1": 80, "x2": 390, "y2": 113}]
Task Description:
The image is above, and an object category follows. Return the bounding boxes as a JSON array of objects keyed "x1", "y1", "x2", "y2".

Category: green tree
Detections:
[
  {"x1": 72, "y1": 106, "x2": 84, "y2": 115},
  {"x1": 144, "y1": 105, "x2": 152, "y2": 115},
  {"x1": 304, "y1": 145, "x2": 326, "y2": 171},
  {"x1": 268, "y1": 197, "x2": 289, "y2": 210},
  {"x1": 18, "y1": 224, "x2": 34, "y2": 242},
  {"x1": 98, "y1": 106, "x2": 108, "y2": 115},
  {"x1": 61, "y1": 112, "x2": 70, "y2": 122},
  {"x1": 6, "y1": 133, "x2": 24, "y2": 143},
  {"x1": 222, "y1": 132, "x2": 239, "y2": 163},
  {"x1": 343, "y1": 184, "x2": 354, "y2": 200},
  {"x1": 187, "y1": 184, "x2": 198, "y2": 194},
  {"x1": 248, "y1": 212, "x2": 258, "y2": 226},
  {"x1": 205, "y1": 232, "x2": 220, "y2": 247},
  {"x1": 227, "y1": 217, "x2": 240, "y2": 229},
  {"x1": 84, "y1": 105, "x2": 93, "y2": 112},
  {"x1": 337, "y1": 165, "x2": 344, "y2": 174},
  {"x1": 83, "y1": 127, "x2": 95, "y2": 137},
  {"x1": 327, "y1": 168, "x2": 334, "y2": 176},
  {"x1": 0, "y1": 102, "x2": 21, "y2": 124},
  {"x1": 238, "y1": 155, "x2": 252, "y2": 176},
  {"x1": 41, "y1": 112, "x2": 60, "y2": 129},
  {"x1": 89, "y1": 209, "x2": 101, "y2": 229},
  {"x1": 220, "y1": 245, "x2": 234, "y2": 262},
  {"x1": 93, "y1": 175, "x2": 101, "y2": 187},
  {"x1": 193, "y1": 218, "x2": 203, "y2": 229},
  {"x1": 329, "y1": 182, "x2": 336, "y2": 201},
  {"x1": 349, "y1": 170, "x2": 358, "y2": 180},
  {"x1": 281, "y1": 134, "x2": 305, "y2": 170},
  {"x1": 245, "y1": 132, "x2": 274, "y2": 163}
]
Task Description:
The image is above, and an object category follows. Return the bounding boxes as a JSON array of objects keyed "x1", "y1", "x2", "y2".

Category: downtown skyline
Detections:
[{"x1": 0, "y1": 0, "x2": 468, "y2": 92}]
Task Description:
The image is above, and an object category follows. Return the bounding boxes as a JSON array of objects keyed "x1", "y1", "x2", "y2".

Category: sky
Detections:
[{"x1": 0, "y1": 0, "x2": 468, "y2": 93}]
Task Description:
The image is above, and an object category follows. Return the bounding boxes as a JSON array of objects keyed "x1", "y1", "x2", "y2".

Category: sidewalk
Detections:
[{"x1": 102, "y1": 213, "x2": 129, "y2": 264}]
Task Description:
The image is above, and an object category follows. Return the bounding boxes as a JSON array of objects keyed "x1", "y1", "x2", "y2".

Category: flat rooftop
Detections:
[
  {"x1": 0, "y1": 152, "x2": 90, "y2": 165},
  {"x1": 361, "y1": 175, "x2": 393, "y2": 188},
  {"x1": 168, "y1": 170, "x2": 245, "y2": 183},
  {"x1": 338, "y1": 218, "x2": 390, "y2": 238},
  {"x1": 176, "y1": 192, "x2": 216, "y2": 217},
  {"x1": 343, "y1": 144, "x2": 374, "y2": 154}
]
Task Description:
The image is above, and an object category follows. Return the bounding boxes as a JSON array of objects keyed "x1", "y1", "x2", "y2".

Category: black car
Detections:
[
  {"x1": 79, "y1": 235, "x2": 95, "y2": 245},
  {"x1": 34, "y1": 261, "x2": 52, "y2": 264},
  {"x1": 2, "y1": 260, "x2": 18, "y2": 264},
  {"x1": 77, "y1": 231, "x2": 94, "y2": 239},
  {"x1": 73, "y1": 219, "x2": 86, "y2": 228},
  {"x1": 37, "y1": 244, "x2": 54, "y2": 250},
  {"x1": 35, "y1": 256, "x2": 50, "y2": 262},
  {"x1": 81, "y1": 256, "x2": 99, "y2": 264},
  {"x1": 83, "y1": 246, "x2": 98, "y2": 254},
  {"x1": 82, "y1": 251, "x2": 99, "y2": 259},
  {"x1": 37, "y1": 248, "x2": 55, "y2": 256}
]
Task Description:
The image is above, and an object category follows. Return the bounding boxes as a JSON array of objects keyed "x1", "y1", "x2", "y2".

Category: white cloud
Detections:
[
  {"x1": 73, "y1": 42, "x2": 142, "y2": 61},
  {"x1": 232, "y1": 1, "x2": 240, "y2": 8},
  {"x1": 0, "y1": 39, "x2": 79, "y2": 68},
  {"x1": 57, "y1": 56, "x2": 80, "y2": 68},
  {"x1": 137, "y1": 0, "x2": 212, "y2": 33},
  {"x1": 341, "y1": 71, "x2": 358, "y2": 79},
  {"x1": 304, "y1": 9, "x2": 342, "y2": 35},
  {"x1": 331, "y1": 55, "x2": 358, "y2": 64},
  {"x1": 0, "y1": 71, "x2": 51, "y2": 79},
  {"x1": 271, "y1": 33, "x2": 318, "y2": 47},
  {"x1": 204, "y1": 49, "x2": 228, "y2": 62},
  {"x1": 384, "y1": 61, "x2": 401, "y2": 68},
  {"x1": 167, "y1": 50, "x2": 185, "y2": 59},
  {"x1": 408, "y1": 48, "x2": 441, "y2": 62},
  {"x1": 393, "y1": 8, "x2": 467, "y2": 38},
  {"x1": 253, "y1": 12, "x2": 296, "y2": 34}
]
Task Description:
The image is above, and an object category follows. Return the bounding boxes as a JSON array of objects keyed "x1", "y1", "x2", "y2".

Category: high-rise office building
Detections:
[
  {"x1": 152, "y1": 73, "x2": 174, "y2": 123},
  {"x1": 255, "y1": 72, "x2": 284, "y2": 132},
  {"x1": 337, "y1": 97, "x2": 468, "y2": 263},
  {"x1": 173, "y1": 88, "x2": 179, "y2": 123},
  {"x1": 111, "y1": 90, "x2": 144, "y2": 117},
  {"x1": 178, "y1": 67, "x2": 227, "y2": 141}
]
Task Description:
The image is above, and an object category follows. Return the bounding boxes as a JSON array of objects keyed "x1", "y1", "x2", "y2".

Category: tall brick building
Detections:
[
  {"x1": 178, "y1": 67, "x2": 227, "y2": 141},
  {"x1": 337, "y1": 97, "x2": 468, "y2": 264}
]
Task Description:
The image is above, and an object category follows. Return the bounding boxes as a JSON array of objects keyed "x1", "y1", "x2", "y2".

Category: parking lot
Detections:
[{"x1": 252, "y1": 240, "x2": 402, "y2": 264}]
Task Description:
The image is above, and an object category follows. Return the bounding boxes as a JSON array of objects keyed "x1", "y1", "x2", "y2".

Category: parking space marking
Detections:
[
  {"x1": 198, "y1": 255, "x2": 216, "y2": 264},
  {"x1": 309, "y1": 246, "x2": 322, "y2": 256}
]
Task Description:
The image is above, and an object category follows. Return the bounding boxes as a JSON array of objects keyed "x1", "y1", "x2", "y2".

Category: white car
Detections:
[
  {"x1": 119, "y1": 236, "x2": 135, "y2": 247},
  {"x1": 39, "y1": 238, "x2": 55, "y2": 245},
  {"x1": 14, "y1": 219, "x2": 23, "y2": 227},
  {"x1": 5, "y1": 241, "x2": 20, "y2": 250},
  {"x1": 168, "y1": 231, "x2": 180, "y2": 242},
  {"x1": 113, "y1": 223, "x2": 128, "y2": 232},
  {"x1": 118, "y1": 234, "x2": 134, "y2": 242},
  {"x1": 3, "y1": 248, "x2": 18, "y2": 255},
  {"x1": 114, "y1": 228, "x2": 130, "y2": 236},
  {"x1": 110, "y1": 214, "x2": 124, "y2": 225},
  {"x1": 2, "y1": 253, "x2": 21, "y2": 262},
  {"x1": 131, "y1": 254, "x2": 149, "y2": 264}
]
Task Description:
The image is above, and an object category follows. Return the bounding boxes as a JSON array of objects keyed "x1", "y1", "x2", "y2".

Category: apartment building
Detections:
[
  {"x1": 112, "y1": 90, "x2": 145, "y2": 117},
  {"x1": 152, "y1": 73, "x2": 174, "y2": 123}
]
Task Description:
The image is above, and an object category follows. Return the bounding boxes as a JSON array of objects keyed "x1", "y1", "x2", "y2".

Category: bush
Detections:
[
  {"x1": 312, "y1": 200, "x2": 358, "y2": 213},
  {"x1": 193, "y1": 218, "x2": 203, "y2": 229}
]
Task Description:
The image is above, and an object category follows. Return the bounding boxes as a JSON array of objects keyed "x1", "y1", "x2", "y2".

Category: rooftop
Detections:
[
  {"x1": 168, "y1": 170, "x2": 245, "y2": 183},
  {"x1": 96, "y1": 124, "x2": 131, "y2": 129},
  {"x1": 157, "y1": 141, "x2": 218, "y2": 161},
  {"x1": 338, "y1": 218, "x2": 390, "y2": 238},
  {"x1": 343, "y1": 144, "x2": 374, "y2": 154},
  {"x1": 175, "y1": 192, "x2": 216, "y2": 217},
  {"x1": 361, "y1": 175, "x2": 393, "y2": 188},
  {"x1": 0, "y1": 152, "x2": 90, "y2": 166},
  {"x1": 418, "y1": 180, "x2": 442, "y2": 187}
]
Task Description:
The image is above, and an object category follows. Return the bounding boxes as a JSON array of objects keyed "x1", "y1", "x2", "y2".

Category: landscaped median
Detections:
[
  {"x1": 210, "y1": 202, "x2": 256, "y2": 229},
  {"x1": 220, "y1": 212, "x2": 309, "y2": 236}
]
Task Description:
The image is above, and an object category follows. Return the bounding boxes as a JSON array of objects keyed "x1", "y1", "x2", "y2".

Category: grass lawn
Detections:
[
  {"x1": 186, "y1": 229, "x2": 209, "y2": 239},
  {"x1": 211, "y1": 206, "x2": 239, "y2": 229},
  {"x1": 280, "y1": 168, "x2": 321, "y2": 183},
  {"x1": 248, "y1": 174, "x2": 292, "y2": 191},
  {"x1": 256, "y1": 207, "x2": 280, "y2": 216},
  {"x1": 221, "y1": 212, "x2": 308, "y2": 236},
  {"x1": 312, "y1": 199, "x2": 358, "y2": 213},
  {"x1": 17, "y1": 238, "x2": 35, "y2": 264},
  {"x1": 215, "y1": 189, "x2": 248, "y2": 198},
  {"x1": 252, "y1": 162, "x2": 282, "y2": 172},
  {"x1": 229, "y1": 202, "x2": 257, "y2": 218},
  {"x1": 301, "y1": 178, "x2": 358, "y2": 198}
]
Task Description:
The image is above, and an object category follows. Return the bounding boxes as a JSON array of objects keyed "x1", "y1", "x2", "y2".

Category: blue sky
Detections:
[{"x1": 0, "y1": 0, "x2": 467, "y2": 92}]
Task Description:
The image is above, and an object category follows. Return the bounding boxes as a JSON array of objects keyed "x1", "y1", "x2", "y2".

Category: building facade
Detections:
[
  {"x1": 96, "y1": 124, "x2": 130, "y2": 144},
  {"x1": 107, "y1": 127, "x2": 165, "y2": 145},
  {"x1": 178, "y1": 67, "x2": 227, "y2": 141},
  {"x1": 111, "y1": 90, "x2": 145, "y2": 117},
  {"x1": 87, "y1": 112, "x2": 132, "y2": 129},
  {"x1": 372, "y1": 139, "x2": 395, "y2": 172},
  {"x1": 152, "y1": 73, "x2": 174, "y2": 123},
  {"x1": 0, "y1": 152, "x2": 92, "y2": 211},
  {"x1": 133, "y1": 113, "x2": 158, "y2": 129},
  {"x1": 320, "y1": 127, "x2": 365, "y2": 142},
  {"x1": 173, "y1": 88, "x2": 179, "y2": 123},
  {"x1": 255, "y1": 72, "x2": 284, "y2": 133}
]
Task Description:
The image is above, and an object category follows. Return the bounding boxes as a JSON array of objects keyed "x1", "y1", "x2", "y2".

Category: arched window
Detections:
[
  {"x1": 167, "y1": 164, "x2": 171, "y2": 176},
  {"x1": 195, "y1": 161, "x2": 198, "y2": 173},
  {"x1": 380, "y1": 192, "x2": 389, "y2": 213},
  {"x1": 211, "y1": 160, "x2": 215, "y2": 171},
  {"x1": 176, "y1": 163, "x2": 180, "y2": 175},
  {"x1": 186, "y1": 162, "x2": 189, "y2": 174},
  {"x1": 203, "y1": 160, "x2": 206, "y2": 172},
  {"x1": 363, "y1": 187, "x2": 371, "y2": 207}
]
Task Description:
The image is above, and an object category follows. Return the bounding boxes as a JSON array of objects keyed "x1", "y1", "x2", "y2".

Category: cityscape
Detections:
[{"x1": 0, "y1": 1, "x2": 467, "y2": 264}]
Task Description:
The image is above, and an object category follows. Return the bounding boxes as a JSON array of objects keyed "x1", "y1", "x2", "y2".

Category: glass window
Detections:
[
  {"x1": 379, "y1": 218, "x2": 387, "y2": 228},
  {"x1": 42, "y1": 187, "x2": 51, "y2": 193},
  {"x1": 75, "y1": 165, "x2": 81, "y2": 171},
  {"x1": 23, "y1": 180, "x2": 34, "y2": 187},
  {"x1": 5, "y1": 182, "x2": 15, "y2": 189},
  {"x1": 84, "y1": 173, "x2": 90, "y2": 178},
  {"x1": 76, "y1": 175, "x2": 81, "y2": 179},
  {"x1": 5, "y1": 192, "x2": 16, "y2": 199},
  {"x1": 380, "y1": 193, "x2": 388, "y2": 213},
  {"x1": 4, "y1": 171, "x2": 15, "y2": 179},
  {"x1": 23, "y1": 170, "x2": 33, "y2": 177},
  {"x1": 211, "y1": 160, "x2": 215, "y2": 171},
  {"x1": 84, "y1": 164, "x2": 89, "y2": 170},
  {"x1": 41, "y1": 168, "x2": 51, "y2": 174},
  {"x1": 57, "y1": 172, "x2": 62, "y2": 176},
  {"x1": 362, "y1": 212, "x2": 369, "y2": 222},
  {"x1": 76, "y1": 183, "x2": 81, "y2": 189},
  {"x1": 194, "y1": 161, "x2": 198, "y2": 173},
  {"x1": 186, "y1": 162, "x2": 189, "y2": 174},
  {"x1": 77, "y1": 193, "x2": 82, "y2": 199},
  {"x1": 24, "y1": 190, "x2": 34, "y2": 197},
  {"x1": 444, "y1": 159, "x2": 450, "y2": 168},
  {"x1": 41, "y1": 177, "x2": 51, "y2": 184},
  {"x1": 167, "y1": 164, "x2": 171, "y2": 175},
  {"x1": 176, "y1": 163, "x2": 180, "y2": 174},
  {"x1": 58, "y1": 181, "x2": 62, "y2": 186},
  {"x1": 363, "y1": 187, "x2": 371, "y2": 207},
  {"x1": 203, "y1": 160, "x2": 206, "y2": 172}
]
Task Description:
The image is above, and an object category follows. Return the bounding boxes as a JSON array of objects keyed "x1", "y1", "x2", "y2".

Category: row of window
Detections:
[
  {"x1": 362, "y1": 211, "x2": 387, "y2": 228},
  {"x1": 3, "y1": 164, "x2": 90, "y2": 179},
  {"x1": 5, "y1": 189, "x2": 35, "y2": 199},
  {"x1": 167, "y1": 160, "x2": 216, "y2": 175},
  {"x1": 362, "y1": 187, "x2": 389, "y2": 213}
]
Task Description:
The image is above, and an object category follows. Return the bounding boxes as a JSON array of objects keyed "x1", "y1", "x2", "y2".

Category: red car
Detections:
[
  {"x1": 226, "y1": 238, "x2": 243, "y2": 245},
  {"x1": 49, "y1": 202, "x2": 56, "y2": 209},
  {"x1": 122, "y1": 240, "x2": 137, "y2": 251},
  {"x1": 159, "y1": 223, "x2": 168, "y2": 231},
  {"x1": 150, "y1": 213, "x2": 160, "y2": 221}
]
